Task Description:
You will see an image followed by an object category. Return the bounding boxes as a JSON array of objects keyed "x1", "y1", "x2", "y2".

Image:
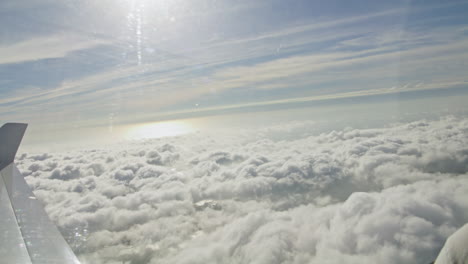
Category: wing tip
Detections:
[{"x1": 0, "y1": 123, "x2": 28, "y2": 170}]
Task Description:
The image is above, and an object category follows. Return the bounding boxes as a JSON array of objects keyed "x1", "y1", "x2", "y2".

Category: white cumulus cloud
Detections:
[{"x1": 16, "y1": 116, "x2": 468, "y2": 264}]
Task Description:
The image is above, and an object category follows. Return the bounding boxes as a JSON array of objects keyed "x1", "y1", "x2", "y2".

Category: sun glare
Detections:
[{"x1": 126, "y1": 121, "x2": 194, "y2": 140}]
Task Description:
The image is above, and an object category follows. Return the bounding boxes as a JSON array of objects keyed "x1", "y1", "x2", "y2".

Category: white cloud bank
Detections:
[{"x1": 16, "y1": 116, "x2": 468, "y2": 264}]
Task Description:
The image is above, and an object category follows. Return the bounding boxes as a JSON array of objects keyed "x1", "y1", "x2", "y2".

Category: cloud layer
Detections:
[{"x1": 17, "y1": 116, "x2": 468, "y2": 264}]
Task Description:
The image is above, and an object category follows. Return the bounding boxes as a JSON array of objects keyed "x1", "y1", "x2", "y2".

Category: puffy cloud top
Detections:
[{"x1": 16, "y1": 117, "x2": 468, "y2": 264}]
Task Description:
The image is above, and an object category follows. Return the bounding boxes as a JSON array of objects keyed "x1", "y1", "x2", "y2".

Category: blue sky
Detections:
[{"x1": 1, "y1": 0, "x2": 468, "y2": 132}]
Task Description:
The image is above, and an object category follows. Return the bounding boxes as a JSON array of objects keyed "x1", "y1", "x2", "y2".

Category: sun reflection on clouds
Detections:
[{"x1": 125, "y1": 120, "x2": 194, "y2": 140}]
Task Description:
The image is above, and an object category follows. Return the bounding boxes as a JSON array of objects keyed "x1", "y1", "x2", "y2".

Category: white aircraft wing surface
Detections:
[{"x1": 0, "y1": 123, "x2": 80, "y2": 264}]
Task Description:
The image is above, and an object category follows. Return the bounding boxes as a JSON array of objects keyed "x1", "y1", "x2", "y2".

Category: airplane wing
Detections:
[
  {"x1": 0, "y1": 123, "x2": 80, "y2": 264},
  {"x1": 434, "y1": 223, "x2": 468, "y2": 264}
]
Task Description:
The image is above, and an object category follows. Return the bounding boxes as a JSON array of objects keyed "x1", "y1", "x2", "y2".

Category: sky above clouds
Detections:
[{"x1": 0, "y1": 0, "x2": 467, "y2": 143}]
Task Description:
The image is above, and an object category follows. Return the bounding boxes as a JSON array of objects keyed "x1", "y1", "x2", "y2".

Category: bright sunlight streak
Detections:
[{"x1": 126, "y1": 121, "x2": 194, "y2": 140}]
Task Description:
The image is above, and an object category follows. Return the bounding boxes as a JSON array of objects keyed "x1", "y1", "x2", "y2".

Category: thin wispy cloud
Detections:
[
  {"x1": 0, "y1": 35, "x2": 107, "y2": 65},
  {"x1": 1, "y1": 0, "x2": 467, "y2": 128}
]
